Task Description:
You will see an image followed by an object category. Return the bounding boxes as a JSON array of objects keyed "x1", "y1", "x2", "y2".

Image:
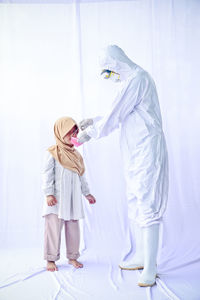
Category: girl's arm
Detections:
[
  {"x1": 79, "y1": 174, "x2": 96, "y2": 204},
  {"x1": 42, "y1": 151, "x2": 55, "y2": 196},
  {"x1": 79, "y1": 173, "x2": 90, "y2": 196},
  {"x1": 42, "y1": 151, "x2": 57, "y2": 206}
]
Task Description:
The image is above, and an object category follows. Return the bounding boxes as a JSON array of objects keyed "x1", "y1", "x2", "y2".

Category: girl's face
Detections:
[{"x1": 63, "y1": 125, "x2": 79, "y2": 146}]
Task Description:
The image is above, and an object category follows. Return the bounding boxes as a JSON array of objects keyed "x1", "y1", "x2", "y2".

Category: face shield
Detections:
[{"x1": 101, "y1": 69, "x2": 120, "y2": 82}]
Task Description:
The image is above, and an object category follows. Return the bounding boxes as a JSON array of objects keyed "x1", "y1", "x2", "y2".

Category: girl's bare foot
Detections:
[
  {"x1": 47, "y1": 261, "x2": 58, "y2": 272},
  {"x1": 68, "y1": 259, "x2": 83, "y2": 268}
]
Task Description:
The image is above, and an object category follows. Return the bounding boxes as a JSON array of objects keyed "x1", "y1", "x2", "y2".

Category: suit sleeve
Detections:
[{"x1": 87, "y1": 75, "x2": 144, "y2": 139}]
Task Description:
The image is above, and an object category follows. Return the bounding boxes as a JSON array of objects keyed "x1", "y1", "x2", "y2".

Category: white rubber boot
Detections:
[
  {"x1": 119, "y1": 222, "x2": 144, "y2": 270},
  {"x1": 138, "y1": 224, "x2": 159, "y2": 287}
]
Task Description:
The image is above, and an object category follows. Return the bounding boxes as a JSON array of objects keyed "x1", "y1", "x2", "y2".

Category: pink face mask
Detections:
[{"x1": 71, "y1": 137, "x2": 83, "y2": 147}]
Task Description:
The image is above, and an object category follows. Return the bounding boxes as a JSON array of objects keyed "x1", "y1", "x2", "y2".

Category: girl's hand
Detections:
[
  {"x1": 85, "y1": 194, "x2": 96, "y2": 204},
  {"x1": 46, "y1": 195, "x2": 57, "y2": 206}
]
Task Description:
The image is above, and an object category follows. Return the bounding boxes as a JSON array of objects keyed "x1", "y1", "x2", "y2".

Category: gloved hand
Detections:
[
  {"x1": 79, "y1": 118, "x2": 93, "y2": 131},
  {"x1": 77, "y1": 130, "x2": 91, "y2": 144}
]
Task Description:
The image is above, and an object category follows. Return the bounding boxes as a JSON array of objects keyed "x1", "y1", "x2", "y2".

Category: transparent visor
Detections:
[{"x1": 101, "y1": 69, "x2": 120, "y2": 81}]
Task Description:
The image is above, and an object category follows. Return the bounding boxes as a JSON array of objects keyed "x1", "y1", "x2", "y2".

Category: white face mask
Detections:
[{"x1": 101, "y1": 70, "x2": 120, "y2": 82}]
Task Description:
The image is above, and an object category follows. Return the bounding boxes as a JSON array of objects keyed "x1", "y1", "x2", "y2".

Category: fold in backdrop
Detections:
[{"x1": 0, "y1": 1, "x2": 200, "y2": 299}]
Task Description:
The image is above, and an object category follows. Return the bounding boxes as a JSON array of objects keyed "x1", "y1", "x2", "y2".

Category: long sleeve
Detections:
[
  {"x1": 79, "y1": 174, "x2": 90, "y2": 196},
  {"x1": 42, "y1": 151, "x2": 55, "y2": 196},
  {"x1": 87, "y1": 73, "x2": 145, "y2": 139}
]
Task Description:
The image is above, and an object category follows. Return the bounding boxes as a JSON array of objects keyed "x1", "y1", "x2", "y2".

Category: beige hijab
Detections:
[{"x1": 48, "y1": 117, "x2": 85, "y2": 176}]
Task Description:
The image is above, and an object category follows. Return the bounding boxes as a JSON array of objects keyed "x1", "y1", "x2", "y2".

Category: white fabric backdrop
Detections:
[{"x1": 0, "y1": 1, "x2": 200, "y2": 299}]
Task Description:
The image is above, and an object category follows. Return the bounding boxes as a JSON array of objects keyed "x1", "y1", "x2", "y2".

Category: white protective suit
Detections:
[{"x1": 87, "y1": 45, "x2": 168, "y2": 227}]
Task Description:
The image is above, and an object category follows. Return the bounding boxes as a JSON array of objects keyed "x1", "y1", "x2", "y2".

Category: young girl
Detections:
[{"x1": 42, "y1": 116, "x2": 96, "y2": 272}]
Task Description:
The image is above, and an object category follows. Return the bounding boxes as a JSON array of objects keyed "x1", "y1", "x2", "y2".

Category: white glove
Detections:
[
  {"x1": 77, "y1": 131, "x2": 91, "y2": 144},
  {"x1": 79, "y1": 118, "x2": 93, "y2": 131}
]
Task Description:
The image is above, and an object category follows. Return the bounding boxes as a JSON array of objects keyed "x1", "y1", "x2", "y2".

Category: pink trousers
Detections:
[{"x1": 44, "y1": 214, "x2": 80, "y2": 261}]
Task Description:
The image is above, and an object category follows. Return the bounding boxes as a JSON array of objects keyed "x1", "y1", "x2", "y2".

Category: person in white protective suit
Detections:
[{"x1": 78, "y1": 45, "x2": 168, "y2": 287}]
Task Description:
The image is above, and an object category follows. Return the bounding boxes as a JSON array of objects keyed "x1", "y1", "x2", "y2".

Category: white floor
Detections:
[{"x1": 1, "y1": 247, "x2": 198, "y2": 300}]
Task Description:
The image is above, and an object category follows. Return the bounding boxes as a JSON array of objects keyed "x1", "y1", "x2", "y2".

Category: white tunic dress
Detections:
[{"x1": 42, "y1": 151, "x2": 90, "y2": 220}]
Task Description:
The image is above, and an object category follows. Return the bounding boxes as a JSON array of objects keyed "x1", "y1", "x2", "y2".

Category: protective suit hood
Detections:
[{"x1": 99, "y1": 45, "x2": 139, "y2": 81}]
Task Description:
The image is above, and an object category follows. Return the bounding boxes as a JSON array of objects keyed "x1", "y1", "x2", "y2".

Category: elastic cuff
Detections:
[
  {"x1": 83, "y1": 192, "x2": 90, "y2": 196},
  {"x1": 67, "y1": 252, "x2": 80, "y2": 260},
  {"x1": 44, "y1": 254, "x2": 60, "y2": 261},
  {"x1": 43, "y1": 187, "x2": 55, "y2": 196}
]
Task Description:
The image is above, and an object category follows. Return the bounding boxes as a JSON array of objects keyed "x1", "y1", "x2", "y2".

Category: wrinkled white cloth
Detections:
[
  {"x1": 42, "y1": 151, "x2": 90, "y2": 220},
  {"x1": 87, "y1": 45, "x2": 168, "y2": 227}
]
